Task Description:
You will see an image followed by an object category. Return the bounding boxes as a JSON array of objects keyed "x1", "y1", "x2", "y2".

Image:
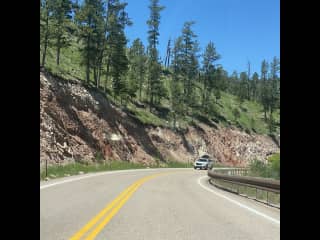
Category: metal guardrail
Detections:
[
  {"x1": 212, "y1": 168, "x2": 249, "y2": 176},
  {"x1": 208, "y1": 168, "x2": 280, "y2": 208},
  {"x1": 208, "y1": 170, "x2": 280, "y2": 193}
]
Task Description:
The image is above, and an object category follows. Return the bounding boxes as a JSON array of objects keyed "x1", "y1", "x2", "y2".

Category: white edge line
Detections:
[
  {"x1": 40, "y1": 168, "x2": 189, "y2": 190},
  {"x1": 197, "y1": 176, "x2": 280, "y2": 226}
]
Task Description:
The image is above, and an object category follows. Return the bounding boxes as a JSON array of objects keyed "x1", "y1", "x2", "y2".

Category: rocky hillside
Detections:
[{"x1": 40, "y1": 70, "x2": 279, "y2": 168}]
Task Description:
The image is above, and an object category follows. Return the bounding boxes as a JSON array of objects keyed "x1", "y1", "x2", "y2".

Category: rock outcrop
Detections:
[{"x1": 40, "y1": 70, "x2": 279, "y2": 168}]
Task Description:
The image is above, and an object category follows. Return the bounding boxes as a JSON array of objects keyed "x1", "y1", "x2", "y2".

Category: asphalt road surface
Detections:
[{"x1": 40, "y1": 168, "x2": 280, "y2": 240}]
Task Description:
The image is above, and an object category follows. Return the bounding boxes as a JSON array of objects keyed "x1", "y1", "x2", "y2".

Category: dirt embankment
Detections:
[{"x1": 40, "y1": 70, "x2": 279, "y2": 168}]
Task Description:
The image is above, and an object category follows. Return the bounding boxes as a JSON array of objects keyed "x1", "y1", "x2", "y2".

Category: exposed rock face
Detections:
[{"x1": 40, "y1": 70, "x2": 279, "y2": 168}]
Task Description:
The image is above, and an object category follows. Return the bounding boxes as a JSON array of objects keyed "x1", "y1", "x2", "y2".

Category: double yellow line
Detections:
[{"x1": 69, "y1": 171, "x2": 174, "y2": 240}]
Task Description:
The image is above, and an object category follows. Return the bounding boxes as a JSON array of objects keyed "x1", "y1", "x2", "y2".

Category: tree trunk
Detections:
[
  {"x1": 86, "y1": 49, "x2": 90, "y2": 84},
  {"x1": 93, "y1": 67, "x2": 98, "y2": 87},
  {"x1": 86, "y1": 34, "x2": 91, "y2": 84},
  {"x1": 41, "y1": 10, "x2": 49, "y2": 66},
  {"x1": 96, "y1": 41, "x2": 105, "y2": 88},
  {"x1": 270, "y1": 108, "x2": 273, "y2": 132},
  {"x1": 269, "y1": 113, "x2": 273, "y2": 133},
  {"x1": 97, "y1": 0, "x2": 112, "y2": 89},
  {"x1": 86, "y1": 64, "x2": 90, "y2": 84},
  {"x1": 149, "y1": 79, "x2": 153, "y2": 112},
  {"x1": 56, "y1": 46, "x2": 61, "y2": 65},
  {"x1": 202, "y1": 76, "x2": 206, "y2": 108},
  {"x1": 56, "y1": 35, "x2": 61, "y2": 65},
  {"x1": 104, "y1": 78, "x2": 107, "y2": 92},
  {"x1": 104, "y1": 57, "x2": 111, "y2": 92},
  {"x1": 139, "y1": 78, "x2": 142, "y2": 102},
  {"x1": 150, "y1": 92, "x2": 153, "y2": 112},
  {"x1": 42, "y1": 36, "x2": 48, "y2": 66},
  {"x1": 97, "y1": 67, "x2": 101, "y2": 88}
]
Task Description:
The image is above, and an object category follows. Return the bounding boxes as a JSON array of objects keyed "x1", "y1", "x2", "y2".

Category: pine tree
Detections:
[
  {"x1": 100, "y1": 0, "x2": 131, "y2": 90},
  {"x1": 260, "y1": 59, "x2": 269, "y2": 120},
  {"x1": 40, "y1": 0, "x2": 54, "y2": 66},
  {"x1": 107, "y1": 5, "x2": 131, "y2": 102},
  {"x1": 201, "y1": 41, "x2": 220, "y2": 112},
  {"x1": 146, "y1": 0, "x2": 164, "y2": 110},
  {"x1": 51, "y1": 0, "x2": 73, "y2": 65},
  {"x1": 127, "y1": 38, "x2": 147, "y2": 100},
  {"x1": 213, "y1": 66, "x2": 227, "y2": 103},
  {"x1": 268, "y1": 56, "x2": 280, "y2": 132},
  {"x1": 251, "y1": 72, "x2": 259, "y2": 101},
  {"x1": 164, "y1": 38, "x2": 171, "y2": 68},
  {"x1": 246, "y1": 61, "x2": 251, "y2": 100},
  {"x1": 270, "y1": 56, "x2": 280, "y2": 115},
  {"x1": 239, "y1": 72, "x2": 248, "y2": 104},
  {"x1": 75, "y1": 0, "x2": 105, "y2": 84},
  {"x1": 110, "y1": 31, "x2": 129, "y2": 101},
  {"x1": 229, "y1": 71, "x2": 239, "y2": 96},
  {"x1": 180, "y1": 21, "x2": 200, "y2": 113},
  {"x1": 169, "y1": 37, "x2": 185, "y2": 126}
]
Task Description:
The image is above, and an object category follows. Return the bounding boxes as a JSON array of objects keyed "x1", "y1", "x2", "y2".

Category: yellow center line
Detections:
[
  {"x1": 69, "y1": 171, "x2": 180, "y2": 240},
  {"x1": 84, "y1": 180, "x2": 144, "y2": 240},
  {"x1": 69, "y1": 181, "x2": 141, "y2": 240}
]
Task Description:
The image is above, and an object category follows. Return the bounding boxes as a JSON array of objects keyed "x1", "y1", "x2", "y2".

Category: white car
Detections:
[{"x1": 193, "y1": 158, "x2": 213, "y2": 170}]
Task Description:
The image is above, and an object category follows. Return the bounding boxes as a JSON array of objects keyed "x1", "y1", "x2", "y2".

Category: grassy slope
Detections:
[
  {"x1": 42, "y1": 37, "x2": 87, "y2": 81},
  {"x1": 217, "y1": 92, "x2": 280, "y2": 134},
  {"x1": 41, "y1": 40, "x2": 279, "y2": 135}
]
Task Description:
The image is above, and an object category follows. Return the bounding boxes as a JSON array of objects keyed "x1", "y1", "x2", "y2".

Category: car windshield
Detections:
[{"x1": 198, "y1": 159, "x2": 208, "y2": 162}]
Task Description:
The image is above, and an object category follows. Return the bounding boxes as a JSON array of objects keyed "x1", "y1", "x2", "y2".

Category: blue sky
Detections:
[{"x1": 124, "y1": 0, "x2": 280, "y2": 75}]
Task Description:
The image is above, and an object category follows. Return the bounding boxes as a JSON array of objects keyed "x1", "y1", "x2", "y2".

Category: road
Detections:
[{"x1": 40, "y1": 168, "x2": 280, "y2": 240}]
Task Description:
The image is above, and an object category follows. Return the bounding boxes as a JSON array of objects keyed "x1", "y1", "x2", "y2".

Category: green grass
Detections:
[
  {"x1": 126, "y1": 103, "x2": 168, "y2": 127},
  {"x1": 42, "y1": 38, "x2": 87, "y2": 81},
  {"x1": 40, "y1": 159, "x2": 202, "y2": 181},
  {"x1": 162, "y1": 161, "x2": 192, "y2": 168},
  {"x1": 248, "y1": 153, "x2": 280, "y2": 180},
  {"x1": 40, "y1": 161, "x2": 147, "y2": 180},
  {"x1": 268, "y1": 152, "x2": 280, "y2": 162},
  {"x1": 216, "y1": 92, "x2": 279, "y2": 134}
]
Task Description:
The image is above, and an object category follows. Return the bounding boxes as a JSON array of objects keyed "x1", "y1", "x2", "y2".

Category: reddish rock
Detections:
[{"x1": 40, "y1": 71, "x2": 279, "y2": 168}]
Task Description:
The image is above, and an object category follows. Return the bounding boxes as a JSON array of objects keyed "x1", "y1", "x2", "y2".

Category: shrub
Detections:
[{"x1": 249, "y1": 154, "x2": 280, "y2": 180}]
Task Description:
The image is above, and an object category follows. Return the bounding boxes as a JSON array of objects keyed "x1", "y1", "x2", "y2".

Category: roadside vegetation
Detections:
[
  {"x1": 40, "y1": 161, "x2": 146, "y2": 180},
  {"x1": 40, "y1": 159, "x2": 228, "y2": 181},
  {"x1": 248, "y1": 153, "x2": 280, "y2": 180}
]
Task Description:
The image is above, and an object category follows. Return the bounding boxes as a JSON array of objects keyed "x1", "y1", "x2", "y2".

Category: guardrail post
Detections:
[{"x1": 255, "y1": 187, "x2": 257, "y2": 200}]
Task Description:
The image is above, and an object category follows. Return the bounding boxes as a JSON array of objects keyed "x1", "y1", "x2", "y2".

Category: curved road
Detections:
[{"x1": 40, "y1": 168, "x2": 280, "y2": 240}]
